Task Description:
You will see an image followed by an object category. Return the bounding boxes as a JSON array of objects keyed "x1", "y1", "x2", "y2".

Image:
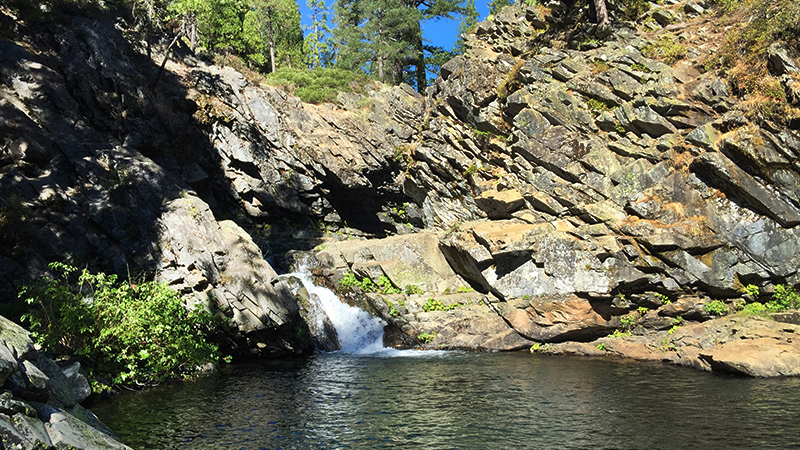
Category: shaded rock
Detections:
[
  {"x1": 685, "y1": 123, "x2": 719, "y2": 151},
  {"x1": 36, "y1": 404, "x2": 132, "y2": 449},
  {"x1": 767, "y1": 43, "x2": 799, "y2": 76},
  {"x1": 474, "y1": 189, "x2": 526, "y2": 219},
  {"x1": 692, "y1": 152, "x2": 800, "y2": 228},
  {"x1": 61, "y1": 363, "x2": 92, "y2": 405}
]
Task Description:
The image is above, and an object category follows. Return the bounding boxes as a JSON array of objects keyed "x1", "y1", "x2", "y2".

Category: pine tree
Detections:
[
  {"x1": 333, "y1": 0, "x2": 467, "y2": 92},
  {"x1": 452, "y1": 0, "x2": 478, "y2": 54},
  {"x1": 244, "y1": 0, "x2": 304, "y2": 72},
  {"x1": 487, "y1": 0, "x2": 510, "y2": 17},
  {"x1": 303, "y1": 0, "x2": 335, "y2": 68}
]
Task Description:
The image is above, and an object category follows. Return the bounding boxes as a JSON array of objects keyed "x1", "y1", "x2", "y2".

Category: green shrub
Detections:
[
  {"x1": 404, "y1": 285, "x2": 423, "y2": 295},
  {"x1": 586, "y1": 98, "x2": 613, "y2": 114},
  {"x1": 740, "y1": 302, "x2": 767, "y2": 317},
  {"x1": 338, "y1": 271, "x2": 375, "y2": 292},
  {"x1": 377, "y1": 276, "x2": 401, "y2": 294},
  {"x1": 20, "y1": 263, "x2": 221, "y2": 387},
  {"x1": 704, "y1": 299, "x2": 728, "y2": 316},
  {"x1": 620, "y1": 314, "x2": 636, "y2": 330},
  {"x1": 765, "y1": 284, "x2": 800, "y2": 312},
  {"x1": 264, "y1": 67, "x2": 373, "y2": 104},
  {"x1": 417, "y1": 331, "x2": 435, "y2": 343}
]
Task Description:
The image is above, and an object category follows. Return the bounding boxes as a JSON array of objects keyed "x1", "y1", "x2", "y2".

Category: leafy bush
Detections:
[
  {"x1": 264, "y1": 67, "x2": 373, "y2": 104},
  {"x1": 20, "y1": 263, "x2": 221, "y2": 387},
  {"x1": 338, "y1": 271, "x2": 375, "y2": 292},
  {"x1": 740, "y1": 302, "x2": 767, "y2": 317},
  {"x1": 704, "y1": 299, "x2": 728, "y2": 316},
  {"x1": 417, "y1": 331, "x2": 435, "y2": 343},
  {"x1": 766, "y1": 284, "x2": 800, "y2": 312},
  {"x1": 620, "y1": 313, "x2": 636, "y2": 330},
  {"x1": 377, "y1": 276, "x2": 401, "y2": 294}
]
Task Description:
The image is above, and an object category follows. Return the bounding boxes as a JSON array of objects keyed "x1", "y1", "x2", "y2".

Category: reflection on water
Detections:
[{"x1": 92, "y1": 353, "x2": 800, "y2": 449}]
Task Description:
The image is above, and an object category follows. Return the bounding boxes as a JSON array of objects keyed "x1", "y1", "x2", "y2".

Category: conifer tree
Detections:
[
  {"x1": 453, "y1": 0, "x2": 478, "y2": 54},
  {"x1": 303, "y1": 0, "x2": 335, "y2": 68}
]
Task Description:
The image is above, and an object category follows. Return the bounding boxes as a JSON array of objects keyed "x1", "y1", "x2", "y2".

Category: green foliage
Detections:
[
  {"x1": 586, "y1": 98, "x2": 613, "y2": 115},
  {"x1": 377, "y1": 276, "x2": 402, "y2": 294},
  {"x1": 610, "y1": 329, "x2": 632, "y2": 338},
  {"x1": 264, "y1": 67, "x2": 372, "y2": 103},
  {"x1": 20, "y1": 263, "x2": 220, "y2": 386},
  {"x1": 404, "y1": 285, "x2": 424, "y2": 295},
  {"x1": 619, "y1": 314, "x2": 636, "y2": 330},
  {"x1": 338, "y1": 271, "x2": 376, "y2": 292},
  {"x1": 660, "y1": 338, "x2": 676, "y2": 351},
  {"x1": 596, "y1": 342, "x2": 608, "y2": 351},
  {"x1": 303, "y1": 0, "x2": 335, "y2": 68},
  {"x1": 619, "y1": 0, "x2": 650, "y2": 20},
  {"x1": 417, "y1": 331, "x2": 435, "y2": 343},
  {"x1": 766, "y1": 284, "x2": 800, "y2": 312},
  {"x1": 422, "y1": 297, "x2": 461, "y2": 312},
  {"x1": 655, "y1": 292, "x2": 671, "y2": 305},
  {"x1": 704, "y1": 300, "x2": 728, "y2": 316},
  {"x1": 388, "y1": 303, "x2": 401, "y2": 317},
  {"x1": 637, "y1": 306, "x2": 649, "y2": 316},
  {"x1": 463, "y1": 163, "x2": 479, "y2": 177},
  {"x1": 529, "y1": 342, "x2": 551, "y2": 353},
  {"x1": 740, "y1": 302, "x2": 768, "y2": 317},
  {"x1": 456, "y1": 286, "x2": 474, "y2": 293},
  {"x1": 452, "y1": 0, "x2": 479, "y2": 54},
  {"x1": 742, "y1": 284, "x2": 760, "y2": 297}
]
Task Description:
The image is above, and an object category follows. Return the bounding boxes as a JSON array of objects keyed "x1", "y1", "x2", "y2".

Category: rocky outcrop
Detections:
[
  {"x1": 0, "y1": 316, "x2": 130, "y2": 449},
  {"x1": 0, "y1": 15, "x2": 313, "y2": 357},
  {"x1": 4, "y1": 0, "x2": 800, "y2": 377},
  {"x1": 539, "y1": 314, "x2": 800, "y2": 378}
]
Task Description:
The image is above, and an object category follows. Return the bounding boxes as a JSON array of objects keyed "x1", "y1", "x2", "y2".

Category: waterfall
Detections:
[{"x1": 284, "y1": 266, "x2": 390, "y2": 355}]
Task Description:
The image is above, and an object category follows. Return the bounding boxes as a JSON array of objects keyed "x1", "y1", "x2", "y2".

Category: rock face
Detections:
[
  {"x1": 4, "y1": 1, "x2": 800, "y2": 377},
  {"x1": 0, "y1": 15, "x2": 312, "y2": 357},
  {"x1": 0, "y1": 316, "x2": 130, "y2": 449}
]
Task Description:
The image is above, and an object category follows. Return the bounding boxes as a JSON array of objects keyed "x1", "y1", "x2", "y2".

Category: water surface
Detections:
[{"x1": 92, "y1": 352, "x2": 800, "y2": 449}]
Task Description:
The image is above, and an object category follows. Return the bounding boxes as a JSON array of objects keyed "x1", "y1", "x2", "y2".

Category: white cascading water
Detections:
[{"x1": 286, "y1": 265, "x2": 391, "y2": 355}]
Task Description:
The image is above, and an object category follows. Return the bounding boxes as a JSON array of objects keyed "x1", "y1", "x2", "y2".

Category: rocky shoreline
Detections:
[{"x1": 0, "y1": 315, "x2": 130, "y2": 448}]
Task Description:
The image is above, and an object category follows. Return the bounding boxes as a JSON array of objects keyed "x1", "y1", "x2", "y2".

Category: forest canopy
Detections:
[{"x1": 2, "y1": 0, "x2": 476, "y2": 94}]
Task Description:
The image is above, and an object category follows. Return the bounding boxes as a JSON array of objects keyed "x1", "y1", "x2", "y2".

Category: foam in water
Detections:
[
  {"x1": 286, "y1": 266, "x2": 446, "y2": 357},
  {"x1": 287, "y1": 267, "x2": 388, "y2": 354}
]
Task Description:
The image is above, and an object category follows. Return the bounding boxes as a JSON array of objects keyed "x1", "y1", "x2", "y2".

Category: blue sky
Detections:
[{"x1": 297, "y1": 0, "x2": 491, "y2": 52}]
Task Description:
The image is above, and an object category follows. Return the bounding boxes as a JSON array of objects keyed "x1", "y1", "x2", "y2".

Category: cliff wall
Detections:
[{"x1": 2, "y1": 1, "x2": 800, "y2": 377}]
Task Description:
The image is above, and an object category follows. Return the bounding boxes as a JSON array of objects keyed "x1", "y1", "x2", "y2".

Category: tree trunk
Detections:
[
  {"x1": 593, "y1": 0, "x2": 609, "y2": 25},
  {"x1": 267, "y1": 18, "x2": 277, "y2": 73},
  {"x1": 413, "y1": 26, "x2": 425, "y2": 93},
  {"x1": 392, "y1": 58, "x2": 403, "y2": 85},
  {"x1": 188, "y1": 12, "x2": 197, "y2": 52}
]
